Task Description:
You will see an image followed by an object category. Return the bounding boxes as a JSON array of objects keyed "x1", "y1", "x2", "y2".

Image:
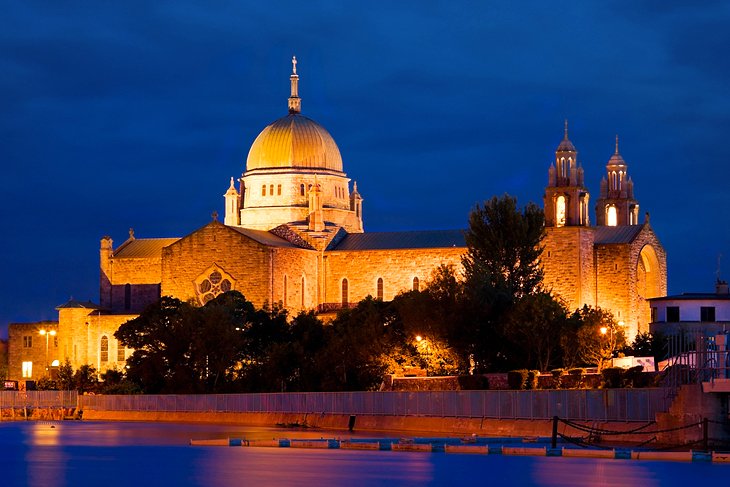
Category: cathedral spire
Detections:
[
  {"x1": 615, "y1": 134, "x2": 619, "y2": 155},
  {"x1": 288, "y1": 56, "x2": 301, "y2": 114}
]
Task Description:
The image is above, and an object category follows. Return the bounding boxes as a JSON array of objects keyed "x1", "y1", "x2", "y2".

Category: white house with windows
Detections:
[{"x1": 649, "y1": 280, "x2": 730, "y2": 336}]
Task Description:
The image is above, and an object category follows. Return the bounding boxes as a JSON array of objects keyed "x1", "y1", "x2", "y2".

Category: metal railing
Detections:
[
  {"x1": 0, "y1": 391, "x2": 78, "y2": 409},
  {"x1": 79, "y1": 389, "x2": 668, "y2": 422}
]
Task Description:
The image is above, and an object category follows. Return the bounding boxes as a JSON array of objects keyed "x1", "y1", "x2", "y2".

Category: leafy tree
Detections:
[
  {"x1": 461, "y1": 194, "x2": 546, "y2": 371},
  {"x1": 116, "y1": 296, "x2": 203, "y2": 393},
  {"x1": 562, "y1": 305, "x2": 626, "y2": 370},
  {"x1": 504, "y1": 292, "x2": 569, "y2": 371},
  {"x1": 463, "y1": 194, "x2": 545, "y2": 302},
  {"x1": 57, "y1": 359, "x2": 75, "y2": 390},
  {"x1": 73, "y1": 364, "x2": 98, "y2": 393}
]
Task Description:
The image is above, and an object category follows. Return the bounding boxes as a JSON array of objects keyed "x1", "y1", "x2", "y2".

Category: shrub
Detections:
[
  {"x1": 457, "y1": 375, "x2": 489, "y2": 390},
  {"x1": 601, "y1": 367, "x2": 625, "y2": 388},
  {"x1": 527, "y1": 370, "x2": 540, "y2": 390},
  {"x1": 550, "y1": 368, "x2": 565, "y2": 389},
  {"x1": 507, "y1": 369, "x2": 529, "y2": 390},
  {"x1": 624, "y1": 365, "x2": 645, "y2": 388},
  {"x1": 567, "y1": 368, "x2": 586, "y2": 389}
]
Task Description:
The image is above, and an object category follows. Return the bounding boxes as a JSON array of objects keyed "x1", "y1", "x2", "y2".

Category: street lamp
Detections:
[
  {"x1": 39, "y1": 329, "x2": 56, "y2": 376},
  {"x1": 599, "y1": 326, "x2": 614, "y2": 370}
]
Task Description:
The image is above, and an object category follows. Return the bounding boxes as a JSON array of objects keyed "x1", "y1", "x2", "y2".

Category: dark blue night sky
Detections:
[{"x1": 2, "y1": 1, "x2": 729, "y2": 336}]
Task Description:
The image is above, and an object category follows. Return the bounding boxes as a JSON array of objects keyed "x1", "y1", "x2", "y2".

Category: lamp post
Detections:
[
  {"x1": 39, "y1": 329, "x2": 56, "y2": 376},
  {"x1": 600, "y1": 326, "x2": 614, "y2": 370}
]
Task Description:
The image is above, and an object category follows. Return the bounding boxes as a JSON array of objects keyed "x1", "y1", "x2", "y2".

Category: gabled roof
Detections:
[
  {"x1": 56, "y1": 299, "x2": 100, "y2": 310},
  {"x1": 228, "y1": 226, "x2": 300, "y2": 248},
  {"x1": 594, "y1": 225, "x2": 644, "y2": 245},
  {"x1": 330, "y1": 229, "x2": 466, "y2": 251},
  {"x1": 114, "y1": 238, "x2": 180, "y2": 258}
]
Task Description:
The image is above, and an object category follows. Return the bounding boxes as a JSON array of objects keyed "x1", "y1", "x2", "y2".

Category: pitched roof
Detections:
[
  {"x1": 55, "y1": 299, "x2": 100, "y2": 310},
  {"x1": 330, "y1": 229, "x2": 466, "y2": 251},
  {"x1": 228, "y1": 227, "x2": 300, "y2": 248},
  {"x1": 594, "y1": 225, "x2": 644, "y2": 245},
  {"x1": 113, "y1": 238, "x2": 180, "y2": 258}
]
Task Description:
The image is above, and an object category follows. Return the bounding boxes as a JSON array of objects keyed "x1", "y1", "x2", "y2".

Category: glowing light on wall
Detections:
[{"x1": 607, "y1": 205, "x2": 617, "y2": 226}]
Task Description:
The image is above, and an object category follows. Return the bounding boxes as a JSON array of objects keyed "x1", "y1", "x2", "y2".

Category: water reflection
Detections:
[{"x1": 0, "y1": 421, "x2": 726, "y2": 486}]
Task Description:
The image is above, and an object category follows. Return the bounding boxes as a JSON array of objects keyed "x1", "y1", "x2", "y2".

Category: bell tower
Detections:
[
  {"x1": 544, "y1": 121, "x2": 590, "y2": 227},
  {"x1": 595, "y1": 136, "x2": 640, "y2": 226}
]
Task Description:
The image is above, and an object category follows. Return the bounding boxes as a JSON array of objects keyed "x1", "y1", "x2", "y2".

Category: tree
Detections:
[
  {"x1": 504, "y1": 292, "x2": 569, "y2": 371},
  {"x1": 116, "y1": 296, "x2": 203, "y2": 393},
  {"x1": 73, "y1": 364, "x2": 98, "y2": 393},
  {"x1": 461, "y1": 194, "x2": 546, "y2": 371},
  {"x1": 562, "y1": 305, "x2": 627, "y2": 370},
  {"x1": 463, "y1": 194, "x2": 545, "y2": 302},
  {"x1": 57, "y1": 359, "x2": 75, "y2": 390}
]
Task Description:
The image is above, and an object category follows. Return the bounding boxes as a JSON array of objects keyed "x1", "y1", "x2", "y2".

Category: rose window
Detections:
[{"x1": 194, "y1": 265, "x2": 235, "y2": 304}]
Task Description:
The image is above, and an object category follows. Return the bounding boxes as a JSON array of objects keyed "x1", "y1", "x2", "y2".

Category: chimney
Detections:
[{"x1": 716, "y1": 279, "x2": 729, "y2": 295}]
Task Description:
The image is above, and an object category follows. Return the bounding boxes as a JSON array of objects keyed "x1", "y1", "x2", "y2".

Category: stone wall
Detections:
[
  {"x1": 7, "y1": 322, "x2": 58, "y2": 381},
  {"x1": 542, "y1": 227, "x2": 595, "y2": 311},
  {"x1": 323, "y1": 247, "x2": 463, "y2": 305},
  {"x1": 162, "y1": 222, "x2": 275, "y2": 308}
]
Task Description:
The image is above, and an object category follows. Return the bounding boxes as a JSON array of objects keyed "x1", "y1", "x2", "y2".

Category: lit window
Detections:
[
  {"x1": 117, "y1": 340, "x2": 125, "y2": 362},
  {"x1": 556, "y1": 195, "x2": 566, "y2": 227},
  {"x1": 269, "y1": 184, "x2": 274, "y2": 195},
  {"x1": 277, "y1": 184, "x2": 282, "y2": 196},
  {"x1": 342, "y1": 278, "x2": 349, "y2": 306},
  {"x1": 413, "y1": 277, "x2": 420, "y2": 292},
  {"x1": 23, "y1": 336, "x2": 32, "y2": 348},
  {"x1": 262, "y1": 185, "x2": 266, "y2": 196},
  {"x1": 607, "y1": 205, "x2": 617, "y2": 226},
  {"x1": 377, "y1": 278, "x2": 384, "y2": 300},
  {"x1": 100, "y1": 335, "x2": 109, "y2": 363},
  {"x1": 22, "y1": 362, "x2": 32, "y2": 378}
]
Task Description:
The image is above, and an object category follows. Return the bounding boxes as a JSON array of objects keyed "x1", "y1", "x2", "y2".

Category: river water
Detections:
[{"x1": 0, "y1": 421, "x2": 726, "y2": 486}]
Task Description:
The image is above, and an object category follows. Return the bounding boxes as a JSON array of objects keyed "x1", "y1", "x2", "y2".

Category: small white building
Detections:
[{"x1": 649, "y1": 280, "x2": 730, "y2": 335}]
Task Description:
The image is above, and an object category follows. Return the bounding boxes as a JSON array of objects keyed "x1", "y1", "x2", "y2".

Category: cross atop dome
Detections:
[{"x1": 289, "y1": 56, "x2": 301, "y2": 114}]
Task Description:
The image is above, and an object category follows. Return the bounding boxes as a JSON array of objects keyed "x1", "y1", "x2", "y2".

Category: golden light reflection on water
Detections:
[
  {"x1": 26, "y1": 423, "x2": 66, "y2": 487},
  {"x1": 531, "y1": 457, "x2": 659, "y2": 487},
  {"x1": 193, "y1": 447, "x2": 435, "y2": 485}
]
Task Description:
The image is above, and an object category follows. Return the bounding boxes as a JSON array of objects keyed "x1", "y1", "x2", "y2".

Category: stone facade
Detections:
[
  {"x1": 7, "y1": 322, "x2": 59, "y2": 381},
  {"x1": 6, "y1": 62, "x2": 668, "y2": 379}
]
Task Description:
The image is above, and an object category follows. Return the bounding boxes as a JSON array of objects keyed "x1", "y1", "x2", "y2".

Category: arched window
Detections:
[
  {"x1": 377, "y1": 278, "x2": 384, "y2": 300},
  {"x1": 341, "y1": 278, "x2": 349, "y2": 306},
  {"x1": 607, "y1": 205, "x2": 617, "y2": 226},
  {"x1": 412, "y1": 277, "x2": 420, "y2": 292},
  {"x1": 117, "y1": 340, "x2": 125, "y2": 362},
  {"x1": 300, "y1": 184, "x2": 305, "y2": 196},
  {"x1": 124, "y1": 283, "x2": 131, "y2": 310},
  {"x1": 262, "y1": 185, "x2": 266, "y2": 196},
  {"x1": 277, "y1": 184, "x2": 282, "y2": 196},
  {"x1": 100, "y1": 335, "x2": 109, "y2": 363},
  {"x1": 556, "y1": 195, "x2": 566, "y2": 227},
  {"x1": 269, "y1": 184, "x2": 274, "y2": 195}
]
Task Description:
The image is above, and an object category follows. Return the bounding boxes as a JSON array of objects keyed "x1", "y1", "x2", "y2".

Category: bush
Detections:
[
  {"x1": 527, "y1": 370, "x2": 540, "y2": 390},
  {"x1": 624, "y1": 365, "x2": 645, "y2": 388},
  {"x1": 601, "y1": 367, "x2": 625, "y2": 388},
  {"x1": 550, "y1": 369, "x2": 565, "y2": 389},
  {"x1": 566, "y1": 368, "x2": 586, "y2": 389},
  {"x1": 507, "y1": 369, "x2": 529, "y2": 390},
  {"x1": 457, "y1": 375, "x2": 489, "y2": 390}
]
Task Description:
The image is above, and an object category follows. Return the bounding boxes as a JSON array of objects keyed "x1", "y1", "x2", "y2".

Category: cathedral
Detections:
[{"x1": 8, "y1": 59, "x2": 666, "y2": 380}]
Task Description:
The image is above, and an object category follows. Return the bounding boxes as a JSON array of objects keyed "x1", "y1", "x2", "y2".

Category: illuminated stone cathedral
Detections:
[{"x1": 8, "y1": 59, "x2": 666, "y2": 379}]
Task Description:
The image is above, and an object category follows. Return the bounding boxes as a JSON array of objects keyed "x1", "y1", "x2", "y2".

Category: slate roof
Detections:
[
  {"x1": 229, "y1": 227, "x2": 300, "y2": 248},
  {"x1": 113, "y1": 238, "x2": 180, "y2": 258},
  {"x1": 56, "y1": 299, "x2": 100, "y2": 310},
  {"x1": 594, "y1": 225, "x2": 644, "y2": 245},
  {"x1": 331, "y1": 229, "x2": 466, "y2": 251}
]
